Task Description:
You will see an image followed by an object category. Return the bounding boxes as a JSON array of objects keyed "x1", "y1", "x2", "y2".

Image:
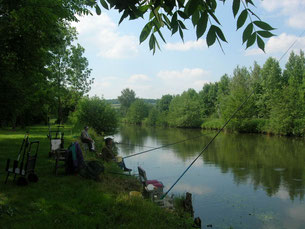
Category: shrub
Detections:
[{"x1": 71, "y1": 96, "x2": 118, "y2": 135}]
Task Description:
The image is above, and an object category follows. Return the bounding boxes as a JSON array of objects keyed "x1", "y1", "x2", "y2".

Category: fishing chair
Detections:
[
  {"x1": 5, "y1": 135, "x2": 39, "y2": 185},
  {"x1": 137, "y1": 166, "x2": 164, "y2": 199},
  {"x1": 48, "y1": 127, "x2": 64, "y2": 157}
]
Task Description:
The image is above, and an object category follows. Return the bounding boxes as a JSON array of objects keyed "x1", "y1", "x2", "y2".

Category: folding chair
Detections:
[
  {"x1": 137, "y1": 166, "x2": 164, "y2": 199},
  {"x1": 48, "y1": 127, "x2": 64, "y2": 157}
]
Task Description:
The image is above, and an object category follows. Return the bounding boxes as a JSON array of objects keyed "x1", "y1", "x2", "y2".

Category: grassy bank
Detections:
[{"x1": 0, "y1": 126, "x2": 193, "y2": 228}]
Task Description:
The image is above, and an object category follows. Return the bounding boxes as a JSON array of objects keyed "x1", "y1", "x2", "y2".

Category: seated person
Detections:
[
  {"x1": 80, "y1": 126, "x2": 95, "y2": 152},
  {"x1": 99, "y1": 137, "x2": 131, "y2": 172}
]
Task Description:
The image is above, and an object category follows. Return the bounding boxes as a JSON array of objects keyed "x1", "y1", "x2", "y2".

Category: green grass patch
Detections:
[{"x1": 0, "y1": 125, "x2": 193, "y2": 228}]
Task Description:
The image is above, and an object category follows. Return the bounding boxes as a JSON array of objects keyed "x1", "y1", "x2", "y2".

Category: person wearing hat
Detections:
[
  {"x1": 80, "y1": 126, "x2": 95, "y2": 152},
  {"x1": 99, "y1": 137, "x2": 131, "y2": 172}
]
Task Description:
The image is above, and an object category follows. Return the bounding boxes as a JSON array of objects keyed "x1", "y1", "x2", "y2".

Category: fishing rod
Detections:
[
  {"x1": 161, "y1": 29, "x2": 305, "y2": 199},
  {"x1": 122, "y1": 133, "x2": 210, "y2": 159}
]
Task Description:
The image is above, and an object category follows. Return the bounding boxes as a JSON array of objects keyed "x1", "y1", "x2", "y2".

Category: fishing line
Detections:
[{"x1": 161, "y1": 29, "x2": 305, "y2": 199}]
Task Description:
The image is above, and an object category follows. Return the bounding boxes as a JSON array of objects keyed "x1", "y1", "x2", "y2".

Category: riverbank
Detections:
[{"x1": 0, "y1": 126, "x2": 193, "y2": 228}]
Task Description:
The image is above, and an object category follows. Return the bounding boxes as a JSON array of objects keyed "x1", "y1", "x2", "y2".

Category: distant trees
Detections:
[
  {"x1": 118, "y1": 88, "x2": 136, "y2": 115},
  {"x1": 121, "y1": 51, "x2": 305, "y2": 136},
  {"x1": 126, "y1": 99, "x2": 150, "y2": 125}
]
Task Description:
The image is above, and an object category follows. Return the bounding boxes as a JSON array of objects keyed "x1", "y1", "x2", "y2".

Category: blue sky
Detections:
[{"x1": 72, "y1": 0, "x2": 305, "y2": 99}]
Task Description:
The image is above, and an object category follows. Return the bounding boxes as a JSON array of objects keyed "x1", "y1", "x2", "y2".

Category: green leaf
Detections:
[
  {"x1": 191, "y1": 10, "x2": 200, "y2": 27},
  {"x1": 245, "y1": 0, "x2": 254, "y2": 6},
  {"x1": 140, "y1": 22, "x2": 152, "y2": 43},
  {"x1": 139, "y1": 5, "x2": 149, "y2": 13},
  {"x1": 178, "y1": 10, "x2": 188, "y2": 19},
  {"x1": 214, "y1": 26, "x2": 227, "y2": 42},
  {"x1": 257, "y1": 35, "x2": 265, "y2": 52},
  {"x1": 119, "y1": 10, "x2": 129, "y2": 24},
  {"x1": 95, "y1": 5, "x2": 101, "y2": 15},
  {"x1": 208, "y1": 10, "x2": 221, "y2": 25},
  {"x1": 162, "y1": 14, "x2": 171, "y2": 29},
  {"x1": 185, "y1": 0, "x2": 200, "y2": 17},
  {"x1": 149, "y1": 34, "x2": 155, "y2": 50},
  {"x1": 232, "y1": 0, "x2": 240, "y2": 18},
  {"x1": 246, "y1": 32, "x2": 256, "y2": 48},
  {"x1": 178, "y1": 20, "x2": 187, "y2": 30},
  {"x1": 257, "y1": 30, "x2": 275, "y2": 38},
  {"x1": 196, "y1": 12, "x2": 208, "y2": 39},
  {"x1": 207, "y1": 26, "x2": 216, "y2": 47},
  {"x1": 237, "y1": 9, "x2": 248, "y2": 30},
  {"x1": 178, "y1": 26, "x2": 184, "y2": 41},
  {"x1": 242, "y1": 23, "x2": 253, "y2": 43},
  {"x1": 253, "y1": 21, "x2": 275, "y2": 30},
  {"x1": 100, "y1": 0, "x2": 109, "y2": 10}
]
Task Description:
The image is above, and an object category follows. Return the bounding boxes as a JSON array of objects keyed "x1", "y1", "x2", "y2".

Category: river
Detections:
[{"x1": 114, "y1": 125, "x2": 305, "y2": 229}]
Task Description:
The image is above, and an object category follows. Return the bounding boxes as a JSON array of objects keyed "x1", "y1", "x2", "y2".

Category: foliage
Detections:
[
  {"x1": 73, "y1": 96, "x2": 118, "y2": 135},
  {"x1": 126, "y1": 99, "x2": 150, "y2": 125},
  {"x1": 93, "y1": 0, "x2": 275, "y2": 53},
  {"x1": 118, "y1": 88, "x2": 136, "y2": 115},
  {"x1": 122, "y1": 51, "x2": 305, "y2": 136},
  {"x1": 0, "y1": 0, "x2": 93, "y2": 127},
  {"x1": 168, "y1": 89, "x2": 202, "y2": 128}
]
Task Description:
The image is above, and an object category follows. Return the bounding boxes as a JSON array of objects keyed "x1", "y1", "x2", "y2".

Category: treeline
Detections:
[
  {"x1": 0, "y1": 0, "x2": 94, "y2": 128},
  {"x1": 121, "y1": 51, "x2": 305, "y2": 136}
]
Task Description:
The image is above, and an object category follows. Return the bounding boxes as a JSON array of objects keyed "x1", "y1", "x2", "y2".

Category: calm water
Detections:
[{"x1": 114, "y1": 125, "x2": 305, "y2": 229}]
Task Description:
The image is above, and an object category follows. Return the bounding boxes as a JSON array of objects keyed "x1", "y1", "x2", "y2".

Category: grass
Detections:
[{"x1": 0, "y1": 125, "x2": 193, "y2": 228}]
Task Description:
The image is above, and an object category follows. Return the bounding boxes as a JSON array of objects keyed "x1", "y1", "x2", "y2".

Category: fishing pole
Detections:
[
  {"x1": 161, "y1": 29, "x2": 305, "y2": 199},
  {"x1": 122, "y1": 133, "x2": 210, "y2": 159}
]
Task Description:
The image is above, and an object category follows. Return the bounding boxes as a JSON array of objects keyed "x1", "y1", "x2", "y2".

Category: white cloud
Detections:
[
  {"x1": 164, "y1": 39, "x2": 207, "y2": 51},
  {"x1": 260, "y1": 0, "x2": 305, "y2": 29},
  {"x1": 244, "y1": 33, "x2": 305, "y2": 56},
  {"x1": 157, "y1": 68, "x2": 211, "y2": 93},
  {"x1": 72, "y1": 13, "x2": 139, "y2": 59},
  {"x1": 89, "y1": 76, "x2": 120, "y2": 97},
  {"x1": 288, "y1": 13, "x2": 305, "y2": 29},
  {"x1": 128, "y1": 74, "x2": 150, "y2": 83}
]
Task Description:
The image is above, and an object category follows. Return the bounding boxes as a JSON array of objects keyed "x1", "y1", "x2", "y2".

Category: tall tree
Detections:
[
  {"x1": 168, "y1": 89, "x2": 201, "y2": 128},
  {"x1": 199, "y1": 82, "x2": 218, "y2": 118},
  {"x1": 0, "y1": 0, "x2": 91, "y2": 127},
  {"x1": 118, "y1": 88, "x2": 136, "y2": 115},
  {"x1": 221, "y1": 66, "x2": 255, "y2": 131},
  {"x1": 47, "y1": 25, "x2": 93, "y2": 123}
]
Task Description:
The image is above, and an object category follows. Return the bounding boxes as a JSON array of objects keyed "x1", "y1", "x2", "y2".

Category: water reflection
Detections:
[{"x1": 116, "y1": 125, "x2": 305, "y2": 200}]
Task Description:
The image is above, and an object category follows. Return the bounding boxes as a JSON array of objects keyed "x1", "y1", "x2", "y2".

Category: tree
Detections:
[
  {"x1": 157, "y1": 94, "x2": 173, "y2": 112},
  {"x1": 73, "y1": 96, "x2": 118, "y2": 135},
  {"x1": 258, "y1": 58, "x2": 283, "y2": 119},
  {"x1": 199, "y1": 83, "x2": 218, "y2": 118},
  {"x1": 93, "y1": 0, "x2": 275, "y2": 53},
  {"x1": 0, "y1": 0, "x2": 91, "y2": 127},
  {"x1": 126, "y1": 99, "x2": 150, "y2": 124},
  {"x1": 221, "y1": 66, "x2": 255, "y2": 131},
  {"x1": 47, "y1": 25, "x2": 93, "y2": 123},
  {"x1": 168, "y1": 89, "x2": 202, "y2": 127},
  {"x1": 118, "y1": 88, "x2": 136, "y2": 115}
]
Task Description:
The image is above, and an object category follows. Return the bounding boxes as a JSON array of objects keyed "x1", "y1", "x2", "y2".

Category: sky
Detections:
[{"x1": 71, "y1": 0, "x2": 305, "y2": 99}]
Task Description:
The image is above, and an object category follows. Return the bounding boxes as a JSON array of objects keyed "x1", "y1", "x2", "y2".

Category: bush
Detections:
[{"x1": 71, "y1": 96, "x2": 118, "y2": 135}]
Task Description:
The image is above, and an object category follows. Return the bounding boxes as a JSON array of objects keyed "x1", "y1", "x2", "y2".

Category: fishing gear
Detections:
[{"x1": 161, "y1": 29, "x2": 305, "y2": 199}]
